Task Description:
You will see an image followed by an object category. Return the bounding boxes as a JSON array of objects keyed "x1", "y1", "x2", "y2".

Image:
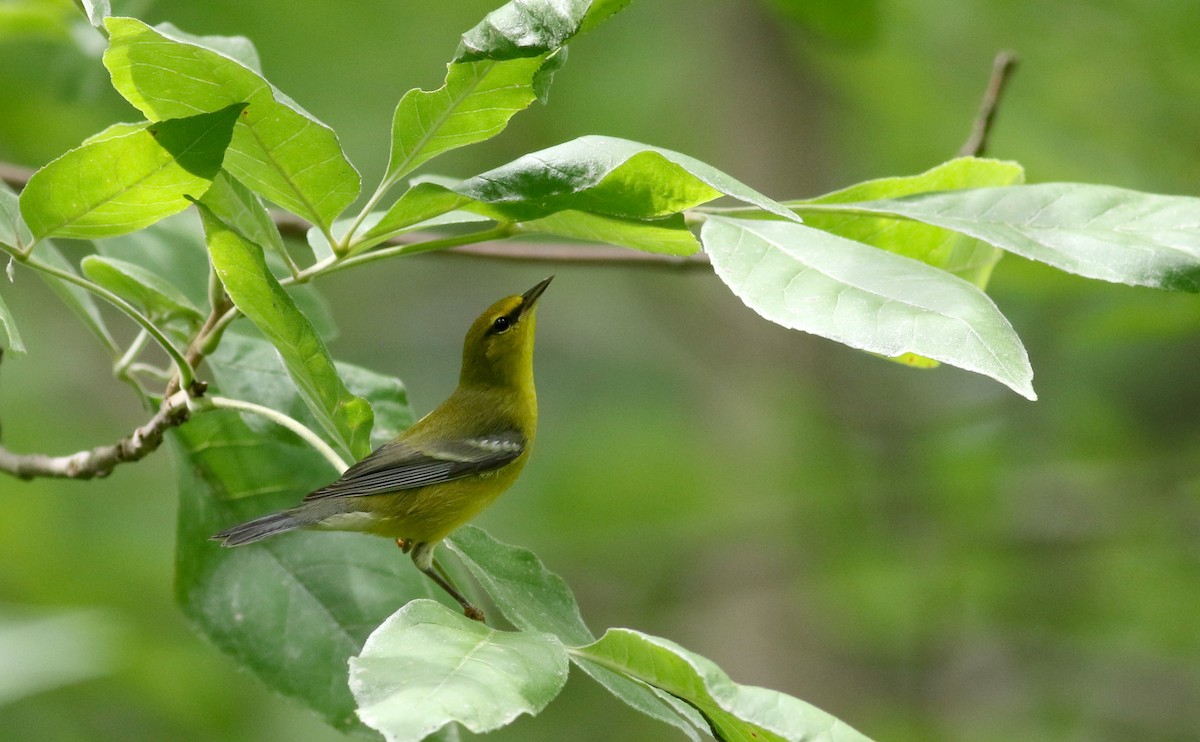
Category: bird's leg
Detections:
[
  {"x1": 395, "y1": 538, "x2": 413, "y2": 553},
  {"x1": 410, "y1": 541, "x2": 485, "y2": 622}
]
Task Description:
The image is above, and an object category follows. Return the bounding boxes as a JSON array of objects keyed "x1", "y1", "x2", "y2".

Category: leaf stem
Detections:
[
  {"x1": 205, "y1": 396, "x2": 350, "y2": 473},
  {"x1": 3, "y1": 246, "x2": 197, "y2": 389}
]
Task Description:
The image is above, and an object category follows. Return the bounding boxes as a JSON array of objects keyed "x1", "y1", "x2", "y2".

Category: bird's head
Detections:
[{"x1": 459, "y1": 276, "x2": 552, "y2": 388}]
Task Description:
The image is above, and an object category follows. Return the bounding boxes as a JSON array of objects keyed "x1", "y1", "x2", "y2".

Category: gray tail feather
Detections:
[{"x1": 211, "y1": 509, "x2": 310, "y2": 546}]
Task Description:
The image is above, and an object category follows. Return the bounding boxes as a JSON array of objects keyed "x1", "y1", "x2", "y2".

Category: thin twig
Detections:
[
  {"x1": 0, "y1": 390, "x2": 193, "y2": 480},
  {"x1": 959, "y1": 51, "x2": 1019, "y2": 158}
]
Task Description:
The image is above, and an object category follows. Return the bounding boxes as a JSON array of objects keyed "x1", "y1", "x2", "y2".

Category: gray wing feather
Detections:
[{"x1": 303, "y1": 430, "x2": 525, "y2": 501}]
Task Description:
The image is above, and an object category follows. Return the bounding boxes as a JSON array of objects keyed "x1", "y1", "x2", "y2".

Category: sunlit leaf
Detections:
[
  {"x1": 455, "y1": 0, "x2": 624, "y2": 62},
  {"x1": 577, "y1": 628, "x2": 874, "y2": 742},
  {"x1": 514, "y1": 210, "x2": 700, "y2": 255},
  {"x1": 350, "y1": 600, "x2": 569, "y2": 741},
  {"x1": 702, "y1": 216, "x2": 1035, "y2": 399},
  {"x1": 197, "y1": 202, "x2": 374, "y2": 458},
  {"x1": 104, "y1": 17, "x2": 360, "y2": 231},
  {"x1": 81, "y1": 254, "x2": 203, "y2": 322},
  {"x1": 818, "y1": 183, "x2": 1200, "y2": 292},
  {"x1": 19, "y1": 105, "x2": 242, "y2": 240}
]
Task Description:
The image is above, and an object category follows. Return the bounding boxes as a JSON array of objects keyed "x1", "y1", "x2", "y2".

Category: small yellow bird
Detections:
[{"x1": 212, "y1": 277, "x2": 552, "y2": 621}]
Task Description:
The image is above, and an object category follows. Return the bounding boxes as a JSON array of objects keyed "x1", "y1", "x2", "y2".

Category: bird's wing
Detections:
[{"x1": 302, "y1": 430, "x2": 526, "y2": 501}]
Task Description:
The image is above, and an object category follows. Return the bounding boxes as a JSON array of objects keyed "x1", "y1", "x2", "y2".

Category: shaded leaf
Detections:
[
  {"x1": 19, "y1": 104, "x2": 242, "y2": 240},
  {"x1": 0, "y1": 180, "x2": 25, "y2": 249},
  {"x1": 200, "y1": 171, "x2": 288, "y2": 266},
  {"x1": 104, "y1": 17, "x2": 359, "y2": 230},
  {"x1": 702, "y1": 216, "x2": 1035, "y2": 399},
  {"x1": 35, "y1": 242, "x2": 118, "y2": 355},
  {"x1": 173, "y1": 409, "x2": 434, "y2": 733},
  {"x1": 349, "y1": 600, "x2": 569, "y2": 741},
  {"x1": 197, "y1": 202, "x2": 374, "y2": 458},
  {"x1": 0, "y1": 288, "x2": 25, "y2": 354}
]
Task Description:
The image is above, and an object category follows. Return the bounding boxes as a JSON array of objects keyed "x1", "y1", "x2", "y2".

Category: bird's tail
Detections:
[{"x1": 211, "y1": 508, "x2": 311, "y2": 546}]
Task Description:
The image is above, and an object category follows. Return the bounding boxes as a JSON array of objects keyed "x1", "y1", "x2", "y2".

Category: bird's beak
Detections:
[{"x1": 520, "y1": 276, "x2": 553, "y2": 313}]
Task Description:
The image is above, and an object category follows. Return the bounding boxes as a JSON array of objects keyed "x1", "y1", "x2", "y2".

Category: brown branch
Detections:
[
  {"x1": 0, "y1": 390, "x2": 193, "y2": 480},
  {"x1": 959, "y1": 51, "x2": 1019, "y2": 158}
]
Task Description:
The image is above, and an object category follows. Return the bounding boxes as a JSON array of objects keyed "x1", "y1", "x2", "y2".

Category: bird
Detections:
[{"x1": 211, "y1": 276, "x2": 552, "y2": 621}]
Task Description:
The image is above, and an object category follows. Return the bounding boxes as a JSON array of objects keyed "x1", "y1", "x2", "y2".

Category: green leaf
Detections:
[
  {"x1": 82, "y1": 121, "x2": 152, "y2": 145},
  {"x1": 19, "y1": 104, "x2": 242, "y2": 240},
  {"x1": 445, "y1": 526, "x2": 705, "y2": 740},
  {"x1": 446, "y1": 526, "x2": 594, "y2": 646},
  {"x1": 386, "y1": 53, "x2": 561, "y2": 186},
  {"x1": 208, "y1": 331, "x2": 413, "y2": 450},
  {"x1": 173, "y1": 409, "x2": 436, "y2": 733},
  {"x1": 0, "y1": 180, "x2": 25, "y2": 250},
  {"x1": 792, "y1": 157, "x2": 1025, "y2": 288},
  {"x1": 701, "y1": 216, "x2": 1035, "y2": 400},
  {"x1": 367, "y1": 136, "x2": 797, "y2": 248},
  {"x1": 96, "y1": 212, "x2": 211, "y2": 311},
  {"x1": 349, "y1": 600, "x2": 569, "y2": 741},
  {"x1": 152, "y1": 21, "x2": 262, "y2": 73},
  {"x1": 455, "y1": 0, "x2": 622, "y2": 62},
  {"x1": 78, "y1": 0, "x2": 109, "y2": 28},
  {"x1": 197, "y1": 202, "x2": 374, "y2": 459},
  {"x1": 81, "y1": 254, "x2": 203, "y2": 322},
  {"x1": 200, "y1": 171, "x2": 288, "y2": 266},
  {"x1": 0, "y1": 287, "x2": 25, "y2": 354},
  {"x1": 35, "y1": 242, "x2": 118, "y2": 355},
  {"x1": 104, "y1": 17, "x2": 360, "y2": 231},
  {"x1": 576, "y1": 628, "x2": 874, "y2": 742},
  {"x1": 814, "y1": 183, "x2": 1200, "y2": 292},
  {"x1": 515, "y1": 211, "x2": 700, "y2": 255}
]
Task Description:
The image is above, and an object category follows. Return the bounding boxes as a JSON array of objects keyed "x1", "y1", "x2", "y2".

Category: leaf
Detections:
[
  {"x1": 818, "y1": 183, "x2": 1200, "y2": 292},
  {"x1": 35, "y1": 242, "x2": 118, "y2": 355},
  {"x1": 0, "y1": 288, "x2": 25, "y2": 354},
  {"x1": 208, "y1": 331, "x2": 413, "y2": 450},
  {"x1": 366, "y1": 136, "x2": 797, "y2": 247},
  {"x1": 701, "y1": 216, "x2": 1036, "y2": 400},
  {"x1": 172, "y1": 408, "x2": 436, "y2": 733},
  {"x1": 104, "y1": 17, "x2": 360, "y2": 231},
  {"x1": 446, "y1": 526, "x2": 594, "y2": 646},
  {"x1": 95, "y1": 212, "x2": 211, "y2": 311},
  {"x1": 349, "y1": 600, "x2": 569, "y2": 742},
  {"x1": 514, "y1": 211, "x2": 700, "y2": 255},
  {"x1": 200, "y1": 171, "x2": 288, "y2": 266},
  {"x1": 792, "y1": 157, "x2": 1025, "y2": 288},
  {"x1": 0, "y1": 180, "x2": 26, "y2": 249},
  {"x1": 445, "y1": 526, "x2": 704, "y2": 740},
  {"x1": 78, "y1": 0, "x2": 109, "y2": 28},
  {"x1": 386, "y1": 53, "x2": 561, "y2": 186},
  {"x1": 576, "y1": 629, "x2": 874, "y2": 742},
  {"x1": 455, "y1": 0, "x2": 622, "y2": 62},
  {"x1": 152, "y1": 21, "x2": 262, "y2": 73},
  {"x1": 19, "y1": 104, "x2": 242, "y2": 240},
  {"x1": 197, "y1": 202, "x2": 374, "y2": 459},
  {"x1": 81, "y1": 254, "x2": 203, "y2": 322}
]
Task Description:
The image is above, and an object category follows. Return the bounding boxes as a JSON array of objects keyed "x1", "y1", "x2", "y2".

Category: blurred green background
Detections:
[{"x1": 2, "y1": 0, "x2": 1199, "y2": 740}]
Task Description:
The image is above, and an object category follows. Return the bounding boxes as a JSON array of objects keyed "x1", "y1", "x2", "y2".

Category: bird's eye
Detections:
[{"x1": 491, "y1": 316, "x2": 512, "y2": 333}]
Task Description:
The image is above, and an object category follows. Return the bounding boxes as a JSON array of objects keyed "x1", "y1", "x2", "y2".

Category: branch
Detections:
[
  {"x1": 959, "y1": 51, "x2": 1019, "y2": 157},
  {"x1": 0, "y1": 389, "x2": 194, "y2": 480}
]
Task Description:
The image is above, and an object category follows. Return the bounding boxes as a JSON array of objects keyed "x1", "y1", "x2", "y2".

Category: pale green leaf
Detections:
[
  {"x1": 197, "y1": 202, "x2": 374, "y2": 458},
  {"x1": 446, "y1": 526, "x2": 703, "y2": 740},
  {"x1": 19, "y1": 104, "x2": 242, "y2": 240},
  {"x1": 701, "y1": 216, "x2": 1035, "y2": 399},
  {"x1": 820, "y1": 183, "x2": 1200, "y2": 292},
  {"x1": 349, "y1": 600, "x2": 569, "y2": 742},
  {"x1": 577, "y1": 628, "x2": 874, "y2": 742},
  {"x1": 104, "y1": 17, "x2": 360, "y2": 230},
  {"x1": 0, "y1": 181, "x2": 24, "y2": 250},
  {"x1": 0, "y1": 288, "x2": 25, "y2": 354},
  {"x1": 81, "y1": 254, "x2": 203, "y2": 322},
  {"x1": 792, "y1": 157, "x2": 1025, "y2": 288},
  {"x1": 200, "y1": 171, "x2": 287, "y2": 265},
  {"x1": 515, "y1": 210, "x2": 700, "y2": 255},
  {"x1": 35, "y1": 242, "x2": 118, "y2": 355},
  {"x1": 153, "y1": 21, "x2": 262, "y2": 72}
]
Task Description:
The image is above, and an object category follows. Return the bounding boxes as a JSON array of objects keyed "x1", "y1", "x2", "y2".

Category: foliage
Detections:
[{"x1": 2, "y1": 0, "x2": 1199, "y2": 739}]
